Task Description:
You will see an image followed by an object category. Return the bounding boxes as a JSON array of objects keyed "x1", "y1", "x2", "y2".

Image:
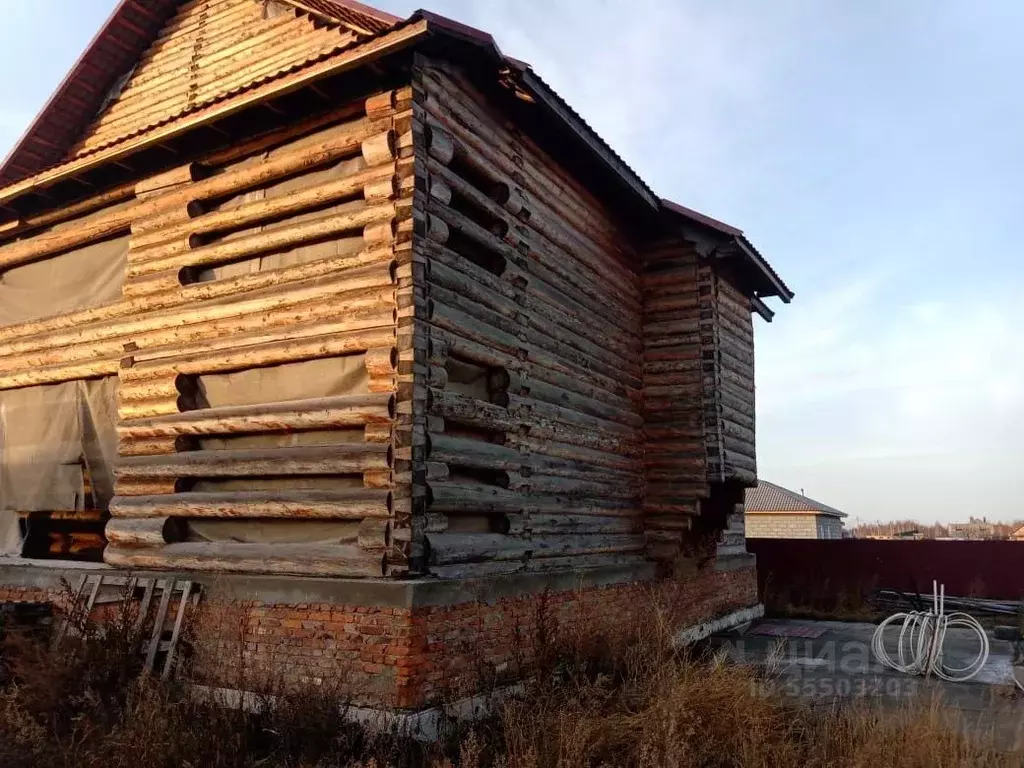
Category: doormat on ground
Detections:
[{"x1": 749, "y1": 624, "x2": 827, "y2": 639}]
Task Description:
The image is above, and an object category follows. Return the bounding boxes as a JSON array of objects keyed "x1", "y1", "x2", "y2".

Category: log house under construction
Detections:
[{"x1": 0, "y1": 0, "x2": 792, "y2": 709}]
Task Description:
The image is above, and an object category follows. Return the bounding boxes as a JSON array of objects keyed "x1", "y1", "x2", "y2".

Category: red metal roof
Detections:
[
  {"x1": 286, "y1": 0, "x2": 399, "y2": 32},
  {"x1": 0, "y1": 0, "x2": 181, "y2": 186},
  {"x1": 0, "y1": 1, "x2": 792, "y2": 308},
  {"x1": 0, "y1": 0, "x2": 397, "y2": 187}
]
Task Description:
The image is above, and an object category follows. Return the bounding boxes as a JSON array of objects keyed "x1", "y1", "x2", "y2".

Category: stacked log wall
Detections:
[
  {"x1": 0, "y1": 86, "x2": 416, "y2": 577},
  {"x1": 702, "y1": 268, "x2": 757, "y2": 486},
  {"x1": 640, "y1": 239, "x2": 709, "y2": 561},
  {"x1": 410, "y1": 57, "x2": 648, "y2": 577}
]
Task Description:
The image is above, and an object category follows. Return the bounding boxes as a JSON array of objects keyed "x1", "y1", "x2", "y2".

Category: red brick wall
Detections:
[{"x1": 1, "y1": 566, "x2": 757, "y2": 710}]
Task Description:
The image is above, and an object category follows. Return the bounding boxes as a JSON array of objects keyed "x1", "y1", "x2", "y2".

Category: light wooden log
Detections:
[
  {"x1": 115, "y1": 479, "x2": 182, "y2": 497},
  {"x1": 115, "y1": 444, "x2": 391, "y2": 479},
  {"x1": 0, "y1": 358, "x2": 121, "y2": 390},
  {"x1": 0, "y1": 246, "x2": 394, "y2": 346},
  {"x1": 105, "y1": 518, "x2": 187, "y2": 548},
  {"x1": 118, "y1": 394, "x2": 394, "y2": 437},
  {"x1": 118, "y1": 376, "x2": 193, "y2": 403},
  {"x1": 364, "y1": 347, "x2": 397, "y2": 377},
  {"x1": 122, "y1": 326, "x2": 396, "y2": 382},
  {"x1": 0, "y1": 120, "x2": 394, "y2": 272},
  {"x1": 118, "y1": 399, "x2": 184, "y2": 421},
  {"x1": 358, "y1": 518, "x2": 391, "y2": 552},
  {"x1": 119, "y1": 437, "x2": 193, "y2": 457},
  {"x1": 0, "y1": 262, "x2": 395, "y2": 362},
  {"x1": 110, "y1": 489, "x2": 392, "y2": 520},
  {"x1": 104, "y1": 543, "x2": 386, "y2": 577},
  {"x1": 128, "y1": 202, "x2": 397, "y2": 277},
  {"x1": 130, "y1": 164, "x2": 397, "y2": 252},
  {"x1": 136, "y1": 164, "x2": 205, "y2": 197}
]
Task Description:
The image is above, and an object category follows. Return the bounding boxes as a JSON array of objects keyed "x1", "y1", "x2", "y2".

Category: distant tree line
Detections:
[{"x1": 851, "y1": 518, "x2": 1024, "y2": 540}]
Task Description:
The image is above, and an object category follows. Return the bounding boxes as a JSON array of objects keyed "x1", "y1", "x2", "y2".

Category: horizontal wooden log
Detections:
[
  {"x1": 119, "y1": 437, "x2": 194, "y2": 457},
  {"x1": 424, "y1": 532, "x2": 645, "y2": 565},
  {"x1": 428, "y1": 482, "x2": 522, "y2": 514},
  {"x1": 118, "y1": 394, "x2": 394, "y2": 436},
  {"x1": 115, "y1": 444, "x2": 391, "y2": 478},
  {"x1": 110, "y1": 489, "x2": 391, "y2": 520},
  {"x1": 0, "y1": 261, "x2": 395, "y2": 362},
  {"x1": 105, "y1": 517, "x2": 187, "y2": 548},
  {"x1": 104, "y1": 543, "x2": 386, "y2": 577},
  {"x1": 427, "y1": 388, "x2": 516, "y2": 432},
  {"x1": 0, "y1": 246, "x2": 393, "y2": 347},
  {"x1": 128, "y1": 202, "x2": 397, "y2": 277},
  {"x1": 427, "y1": 434, "x2": 522, "y2": 471},
  {"x1": 130, "y1": 164, "x2": 397, "y2": 251},
  {"x1": 123, "y1": 326, "x2": 396, "y2": 381}
]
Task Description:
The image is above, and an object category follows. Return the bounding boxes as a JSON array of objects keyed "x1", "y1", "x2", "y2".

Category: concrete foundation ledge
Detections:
[
  {"x1": 189, "y1": 682, "x2": 525, "y2": 742},
  {"x1": 674, "y1": 603, "x2": 765, "y2": 646},
  {"x1": 0, "y1": 559, "x2": 658, "y2": 609}
]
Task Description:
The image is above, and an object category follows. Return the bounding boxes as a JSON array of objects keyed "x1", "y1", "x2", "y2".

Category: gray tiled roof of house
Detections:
[{"x1": 745, "y1": 481, "x2": 847, "y2": 518}]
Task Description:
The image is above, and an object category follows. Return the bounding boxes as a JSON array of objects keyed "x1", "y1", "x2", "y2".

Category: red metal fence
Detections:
[{"x1": 747, "y1": 538, "x2": 1024, "y2": 603}]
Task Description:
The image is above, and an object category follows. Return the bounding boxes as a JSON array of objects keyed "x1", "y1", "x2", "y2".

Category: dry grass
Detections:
[{"x1": 0, "y1": 580, "x2": 1017, "y2": 767}]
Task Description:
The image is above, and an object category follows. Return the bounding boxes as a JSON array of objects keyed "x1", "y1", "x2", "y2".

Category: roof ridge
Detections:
[{"x1": 746, "y1": 481, "x2": 847, "y2": 518}]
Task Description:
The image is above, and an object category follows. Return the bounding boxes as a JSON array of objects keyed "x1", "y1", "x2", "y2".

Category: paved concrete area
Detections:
[{"x1": 709, "y1": 618, "x2": 1024, "y2": 752}]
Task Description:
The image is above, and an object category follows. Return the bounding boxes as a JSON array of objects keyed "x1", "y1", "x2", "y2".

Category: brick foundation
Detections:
[{"x1": 0, "y1": 561, "x2": 757, "y2": 710}]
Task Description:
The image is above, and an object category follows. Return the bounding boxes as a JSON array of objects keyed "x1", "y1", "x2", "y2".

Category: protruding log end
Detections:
[
  {"x1": 365, "y1": 90, "x2": 398, "y2": 119},
  {"x1": 425, "y1": 215, "x2": 449, "y2": 244},
  {"x1": 363, "y1": 175, "x2": 400, "y2": 202},
  {"x1": 365, "y1": 347, "x2": 398, "y2": 377},
  {"x1": 361, "y1": 130, "x2": 397, "y2": 166},
  {"x1": 363, "y1": 219, "x2": 397, "y2": 245},
  {"x1": 358, "y1": 518, "x2": 392, "y2": 552},
  {"x1": 425, "y1": 125, "x2": 456, "y2": 166},
  {"x1": 427, "y1": 177, "x2": 452, "y2": 206}
]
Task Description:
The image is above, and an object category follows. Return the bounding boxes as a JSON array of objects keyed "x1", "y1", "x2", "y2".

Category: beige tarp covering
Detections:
[
  {"x1": 0, "y1": 378, "x2": 118, "y2": 556},
  {"x1": 188, "y1": 355, "x2": 373, "y2": 545},
  {"x1": 199, "y1": 150, "x2": 368, "y2": 281},
  {"x1": 0, "y1": 233, "x2": 128, "y2": 326},
  {"x1": 0, "y1": 223, "x2": 125, "y2": 556}
]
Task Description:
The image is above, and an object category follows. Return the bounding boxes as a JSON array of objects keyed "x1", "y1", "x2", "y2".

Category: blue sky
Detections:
[{"x1": 2, "y1": 1, "x2": 1022, "y2": 525}]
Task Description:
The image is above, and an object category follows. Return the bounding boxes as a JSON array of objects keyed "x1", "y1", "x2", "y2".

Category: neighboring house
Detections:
[
  {"x1": 745, "y1": 481, "x2": 846, "y2": 539},
  {"x1": 1010, "y1": 525, "x2": 1024, "y2": 541},
  {"x1": 948, "y1": 518, "x2": 997, "y2": 540},
  {"x1": 0, "y1": 0, "x2": 791, "y2": 712}
]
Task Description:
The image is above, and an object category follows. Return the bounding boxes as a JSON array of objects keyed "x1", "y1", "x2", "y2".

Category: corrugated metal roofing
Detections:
[
  {"x1": 746, "y1": 481, "x2": 847, "y2": 518},
  {"x1": 69, "y1": 0, "x2": 377, "y2": 161},
  {"x1": 0, "y1": 0, "x2": 792, "y2": 308},
  {"x1": 287, "y1": 0, "x2": 399, "y2": 33},
  {"x1": 0, "y1": 0, "x2": 181, "y2": 186}
]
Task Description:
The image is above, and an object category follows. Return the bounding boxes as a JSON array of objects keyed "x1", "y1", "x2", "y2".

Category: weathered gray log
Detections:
[
  {"x1": 427, "y1": 434, "x2": 522, "y2": 471},
  {"x1": 115, "y1": 444, "x2": 391, "y2": 478},
  {"x1": 104, "y1": 543, "x2": 386, "y2": 577},
  {"x1": 105, "y1": 518, "x2": 187, "y2": 548},
  {"x1": 110, "y1": 489, "x2": 392, "y2": 520},
  {"x1": 427, "y1": 482, "x2": 522, "y2": 514}
]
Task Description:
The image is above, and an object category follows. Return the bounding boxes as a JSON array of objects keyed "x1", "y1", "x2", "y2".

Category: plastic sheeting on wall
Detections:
[
  {"x1": 0, "y1": 378, "x2": 118, "y2": 556},
  {"x1": 0, "y1": 231, "x2": 128, "y2": 327},
  {"x1": 187, "y1": 355, "x2": 374, "y2": 546}
]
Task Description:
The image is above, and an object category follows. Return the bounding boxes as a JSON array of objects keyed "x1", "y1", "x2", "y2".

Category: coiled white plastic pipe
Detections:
[{"x1": 871, "y1": 581, "x2": 990, "y2": 683}]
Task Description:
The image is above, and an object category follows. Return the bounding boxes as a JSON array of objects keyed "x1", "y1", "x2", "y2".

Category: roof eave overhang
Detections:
[
  {"x1": 0, "y1": 20, "x2": 430, "y2": 210},
  {"x1": 414, "y1": 10, "x2": 661, "y2": 215},
  {"x1": 661, "y1": 198, "x2": 793, "y2": 308}
]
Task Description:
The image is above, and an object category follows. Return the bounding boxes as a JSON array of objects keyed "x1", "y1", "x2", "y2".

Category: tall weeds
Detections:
[{"x1": 0, "y1": 580, "x2": 1015, "y2": 767}]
